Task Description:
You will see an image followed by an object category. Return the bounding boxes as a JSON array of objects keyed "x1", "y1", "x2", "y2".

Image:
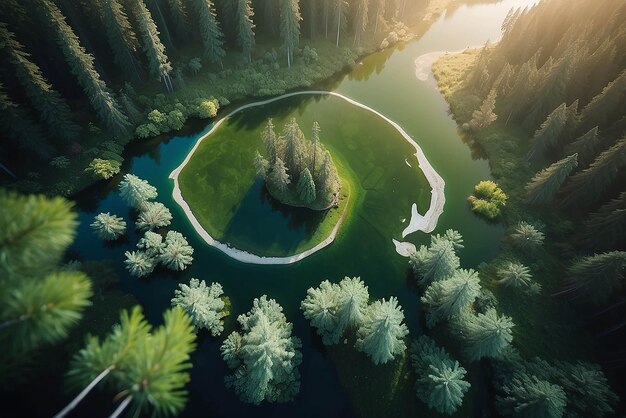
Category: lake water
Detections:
[{"x1": 70, "y1": 0, "x2": 538, "y2": 416}]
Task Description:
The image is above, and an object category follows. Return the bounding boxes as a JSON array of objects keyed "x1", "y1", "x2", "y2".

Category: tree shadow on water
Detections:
[{"x1": 221, "y1": 177, "x2": 328, "y2": 255}]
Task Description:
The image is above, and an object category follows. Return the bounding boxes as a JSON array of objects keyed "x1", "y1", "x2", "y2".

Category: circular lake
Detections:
[{"x1": 172, "y1": 92, "x2": 440, "y2": 261}]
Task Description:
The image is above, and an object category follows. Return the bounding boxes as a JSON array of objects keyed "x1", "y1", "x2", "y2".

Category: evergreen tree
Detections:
[
  {"x1": 580, "y1": 70, "x2": 626, "y2": 131},
  {"x1": 118, "y1": 174, "x2": 158, "y2": 209},
  {"x1": 0, "y1": 23, "x2": 80, "y2": 142},
  {"x1": 509, "y1": 221, "x2": 544, "y2": 249},
  {"x1": 409, "y1": 230, "x2": 463, "y2": 287},
  {"x1": 131, "y1": 0, "x2": 173, "y2": 91},
  {"x1": 495, "y1": 262, "x2": 539, "y2": 293},
  {"x1": 352, "y1": 0, "x2": 368, "y2": 46},
  {"x1": 268, "y1": 157, "x2": 291, "y2": 193},
  {"x1": 167, "y1": 0, "x2": 189, "y2": 38},
  {"x1": 0, "y1": 82, "x2": 52, "y2": 159},
  {"x1": 524, "y1": 56, "x2": 572, "y2": 129},
  {"x1": 317, "y1": 150, "x2": 338, "y2": 195},
  {"x1": 279, "y1": 0, "x2": 301, "y2": 68},
  {"x1": 563, "y1": 127, "x2": 601, "y2": 167},
  {"x1": 90, "y1": 212, "x2": 127, "y2": 240},
  {"x1": 100, "y1": 0, "x2": 142, "y2": 82},
  {"x1": 124, "y1": 250, "x2": 157, "y2": 277},
  {"x1": 334, "y1": 277, "x2": 370, "y2": 339},
  {"x1": 301, "y1": 280, "x2": 339, "y2": 345},
  {"x1": 410, "y1": 336, "x2": 470, "y2": 415},
  {"x1": 527, "y1": 103, "x2": 568, "y2": 160},
  {"x1": 296, "y1": 168, "x2": 316, "y2": 203},
  {"x1": 282, "y1": 118, "x2": 307, "y2": 177},
  {"x1": 372, "y1": 0, "x2": 386, "y2": 33},
  {"x1": 560, "y1": 137, "x2": 626, "y2": 208},
  {"x1": 61, "y1": 307, "x2": 195, "y2": 418},
  {"x1": 171, "y1": 279, "x2": 227, "y2": 335},
  {"x1": 136, "y1": 201, "x2": 172, "y2": 231},
  {"x1": 332, "y1": 0, "x2": 348, "y2": 46},
  {"x1": 469, "y1": 88, "x2": 498, "y2": 130},
  {"x1": 254, "y1": 150, "x2": 269, "y2": 177},
  {"x1": 421, "y1": 269, "x2": 481, "y2": 328},
  {"x1": 454, "y1": 309, "x2": 514, "y2": 361},
  {"x1": 221, "y1": 296, "x2": 302, "y2": 404},
  {"x1": 556, "y1": 361, "x2": 618, "y2": 417},
  {"x1": 193, "y1": 0, "x2": 226, "y2": 67},
  {"x1": 0, "y1": 190, "x2": 92, "y2": 357},
  {"x1": 236, "y1": 0, "x2": 256, "y2": 63},
  {"x1": 31, "y1": 0, "x2": 130, "y2": 137},
  {"x1": 525, "y1": 154, "x2": 578, "y2": 205},
  {"x1": 355, "y1": 297, "x2": 408, "y2": 365},
  {"x1": 136, "y1": 230, "x2": 164, "y2": 257},
  {"x1": 497, "y1": 374, "x2": 566, "y2": 418},
  {"x1": 583, "y1": 192, "x2": 626, "y2": 251},
  {"x1": 563, "y1": 251, "x2": 626, "y2": 306},
  {"x1": 159, "y1": 230, "x2": 194, "y2": 271}
]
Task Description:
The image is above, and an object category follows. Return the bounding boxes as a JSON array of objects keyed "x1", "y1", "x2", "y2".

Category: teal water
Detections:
[{"x1": 71, "y1": 0, "x2": 538, "y2": 416}]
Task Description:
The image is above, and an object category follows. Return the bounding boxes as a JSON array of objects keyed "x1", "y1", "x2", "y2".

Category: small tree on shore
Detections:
[{"x1": 297, "y1": 168, "x2": 316, "y2": 203}]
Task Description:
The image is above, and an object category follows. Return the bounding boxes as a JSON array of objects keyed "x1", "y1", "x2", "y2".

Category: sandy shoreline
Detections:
[{"x1": 169, "y1": 91, "x2": 445, "y2": 265}]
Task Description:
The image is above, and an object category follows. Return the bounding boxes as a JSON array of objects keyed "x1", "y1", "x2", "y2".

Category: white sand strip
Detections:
[{"x1": 169, "y1": 91, "x2": 445, "y2": 265}]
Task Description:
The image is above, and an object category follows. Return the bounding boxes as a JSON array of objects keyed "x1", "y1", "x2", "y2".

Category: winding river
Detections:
[{"x1": 71, "y1": 0, "x2": 538, "y2": 416}]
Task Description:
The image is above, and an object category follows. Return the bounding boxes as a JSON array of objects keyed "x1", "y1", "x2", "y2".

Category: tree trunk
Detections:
[
  {"x1": 54, "y1": 366, "x2": 113, "y2": 418},
  {"x1": 109, "y1": 394, "x2": 133, "y2": 418}
]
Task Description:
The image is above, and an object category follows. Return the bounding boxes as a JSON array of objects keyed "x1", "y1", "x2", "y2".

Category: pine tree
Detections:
[
  {"x1": 100, "y1": 0, "x2": 142, "y2": 82},
  {"x1": 563, "y1": 251, "x2": 626, "y2": 306},
  {"x1": 527, "y1": 103, "x2": 568, "y2": 160},
  {"x1": 159, "y1": 231, "x2": 194, "y2": 271},
  {"x1": 582, "y1": 192, "x2": 626, "y2": 251},
  {"x1": 560, "y1": 137, "x2": 626, "y2": 208},
  {"x1": 301, "y1": 280, "x2": 339, "y2": 345},
  {"x1": 372, "y1": 0, "x2": 386, "y2": 33},
  {"x1": 525, "y1": 153, "x2": 578, "y2": 205},
  {"x1": 332, "y1": 0, "x2": 348, "y2": 46},
  {"x1": 136, "y1": 201, "x2": 172, "y2": 231},
  {"x1": 495, "y1": 262, "x2": 538, "y2": 293},
  {"x1": 236, "y1": 0, "x2": 256, "y2": 63},
  {"x1": 296, "y1": 168, "x2": 316, "y2": 203},
  {"x1": 409, "y1": 230, "x2": 462, "y2": 287},
  {"x1": 61, "y1": 307, "x2": 196, "y2": 418},
  {"x1": 171, "y1": 279, "x2": 227, "y2": 335},
  {"x1": 469, "y1": 88, "x2": 498, "y2": 130},
  {"x1": 268, "y1": 157, "x2": 291, "y2": 193},
  {"x1": 167, "y1": 0, "x2": 189, "y2": 39},
  {"x1": 509, "y1": 221, "x2": 544, "y2": 249},
  {"x1": 454, "y1": 309, "x2": 514, "y2": 361},
  {"x1": 131, "y1": 0, "x2": 173, "y2": 91},
  {"x1": 0, "y1": 82, "x2": 52, "y2": 159},
  {"x1": 118, "y1": 174, "x2": 158, "y2": 209},
  {"x1": 0, "y1": 23, "x2": 80, "y2": 142},
  {"x1": 0, "y1": 190, "x2": 92, "y2": 357},
  {"x1": 421, "y1": 269, "x2": 481, "y2": 328},
  {"x1": 137, "y1": 230, "x2": 165, "y2": 257},
  {"x1": 563, "y1": 127, "x2": 601, "y2": 167},
  {"x1": 497, "y1": 373, "x2": 566, "y2": 418},
  {"x1": 91, "y1": 212, "x2": 127, "y2": 240},
  {"x1": 410, "y1": 336, "x2": 470, "y2": 415},
  {"x1": 355, "y1": 297, "x2": 408, "y2": 365},
  {"x1": 279, "y1": 0, "x2": 301, "y2": 68},
  {"x1": 221, "y1": 296, "x2": 302, "y2": 404},
  {"x1": 31, "y1": 0, "x2": 130, "y2": 137},
  {"x1": 282, "y1": 118, "x2": 307, "y2": 177},
  {"x1": 334, "y1": 277, "x2": 370, "y2": 338},
  {"x1": 580, "y1": 70, "x2": 626, "y2": 131},
  {"x1": 193, "y1": 0, "x2": 226, "y2": 67},
  {"x1": 352, "y1": 0, "x2": 368, "y2": 47},
  {"x1": 317, "y1": 150, "x2": 338, "y2": 196},
  {"x1": 254, "y1": 150, "x2": 269, "y2": 177},
  {"x1": 524, "y1": 55, "x2": 572, "y2": 129},
  {"x1": 557, "y1": 361, "x2": 618, "y2": 417},
  {"x1": 124, "y1": 250, "x2": 157, "y2": 277}
]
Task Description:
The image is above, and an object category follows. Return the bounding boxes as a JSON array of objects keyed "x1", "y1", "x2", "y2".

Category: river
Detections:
[{"x1": 70, "y1": 0, "x2": 538, "y2": 416}]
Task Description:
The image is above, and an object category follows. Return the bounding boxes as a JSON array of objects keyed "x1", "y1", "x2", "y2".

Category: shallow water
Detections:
[{"x1": 70, "y1": 0, "x2": 538, "y2": 416}]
